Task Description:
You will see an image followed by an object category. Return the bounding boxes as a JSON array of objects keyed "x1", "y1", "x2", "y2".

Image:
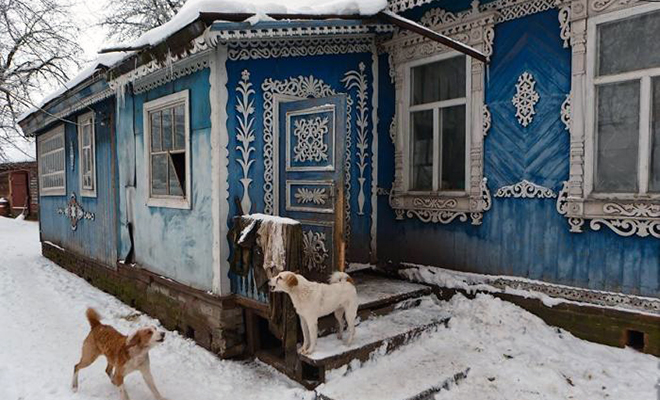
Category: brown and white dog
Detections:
[
  {"x1": 269, "y1": 271, "x2": 358, "y2": 355},
  {"x1": 72, "y1": 308, "x2": 167, "y2": 400}
]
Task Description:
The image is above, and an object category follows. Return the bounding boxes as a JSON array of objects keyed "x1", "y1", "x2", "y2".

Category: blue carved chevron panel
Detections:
[{"x1": 485, "y1": 10, "x2": 571, "y2": 192}]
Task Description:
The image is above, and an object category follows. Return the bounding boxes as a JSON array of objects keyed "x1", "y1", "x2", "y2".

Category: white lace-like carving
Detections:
[{"x1": 512, "y1": 72, "x2": 540, "y2": 127}]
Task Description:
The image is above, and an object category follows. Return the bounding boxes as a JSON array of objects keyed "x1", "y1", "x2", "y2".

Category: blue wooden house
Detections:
[{"x1": 19, "y1": 0, "x2": 660, "y2": 380}]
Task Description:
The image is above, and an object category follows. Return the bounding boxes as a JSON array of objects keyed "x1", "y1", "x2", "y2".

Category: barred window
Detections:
[{"x1": 38, "y1": 126, "x2": 66, "y2": 196}]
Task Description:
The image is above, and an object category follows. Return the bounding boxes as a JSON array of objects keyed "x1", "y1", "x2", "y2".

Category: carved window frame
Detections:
[
  {"x1": 38, "y1": 125, "x2": 67, "y2": 196},
  {"x1": 558, "y1": 0, "x2": 660, "y2": 238},
  {"x1": 382, "y1": 8, "x2": 496, "y2": 225}
]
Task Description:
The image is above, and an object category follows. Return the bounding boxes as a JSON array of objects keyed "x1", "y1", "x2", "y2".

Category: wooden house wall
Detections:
[
  {"x1": 38, "y1": 98, "x2": 118, "y2": 266},
  {"x1": 376, "y1": 9, "x2": 660, "y2": 298},
  {"x1": 116, "y1": 69, "x2": 215, "y2": 291}
]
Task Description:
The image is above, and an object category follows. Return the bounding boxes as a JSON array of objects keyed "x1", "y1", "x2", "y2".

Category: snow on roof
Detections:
[{"x1": 19, "y1": 0, "x2": 386, "y2": 124}]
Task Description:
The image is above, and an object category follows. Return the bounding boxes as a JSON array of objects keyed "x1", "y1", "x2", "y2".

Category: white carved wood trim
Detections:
[
  {"x1": 235, "y1": 70, "x2": 256, "y2": 214},
  {"x1": 483, "y1": 104, "x2": 491, "y2": 137},
  {"x1": 342, "y1": 62, "x2": 370, "y2": 216},
  {"x1": 495, "y1": 180, "x2": 557, "y2": 199},
  {"x1": 512, "y1": 72, "x2": 540, "y2": 127},
  {"x1": 561, "y1": 1, "x2": 660, "y2": 239}
]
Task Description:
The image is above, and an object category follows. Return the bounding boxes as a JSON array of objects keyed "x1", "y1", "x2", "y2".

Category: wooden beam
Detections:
[{"x1": 377, "y1": 10, "x2": 488, "y2": 63}]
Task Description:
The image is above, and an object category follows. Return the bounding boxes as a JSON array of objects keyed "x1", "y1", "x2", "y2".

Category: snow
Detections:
[
  {"x1": 400, "y1": 263, "x2": 660, "y2": 314},
  {"x1": 0, "y1": 217, "x2": 309, "y2": 400},
  {"x1": 20, "y1": 0, "x2": 387, "y2": 124},
  {"x1": 248, "y1": 212, "x2": 300, "y2": 225},
  {"x1": 1, "y1": 216, "x2": 657, "y2": 400},
  {"x1": 318, "y1": 293, "x2": 659, "y2": 400},
  {"x1": 353, "y1": 274, "x2": 428, "y2": 307}
]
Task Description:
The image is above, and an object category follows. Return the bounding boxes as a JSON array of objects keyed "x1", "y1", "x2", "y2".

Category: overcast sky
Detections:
[{"x1": 5, "y1": 0, "x2": 110, "y2": 162}]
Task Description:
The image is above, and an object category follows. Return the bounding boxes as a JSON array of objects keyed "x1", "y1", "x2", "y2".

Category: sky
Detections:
[{"x1": 5, "y1": 0, "x2": 109, "y2": 162}]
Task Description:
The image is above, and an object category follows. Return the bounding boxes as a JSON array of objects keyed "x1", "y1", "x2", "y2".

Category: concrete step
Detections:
[{"x1": 300, "y1": 296, "x2": 450, "y2": 374}]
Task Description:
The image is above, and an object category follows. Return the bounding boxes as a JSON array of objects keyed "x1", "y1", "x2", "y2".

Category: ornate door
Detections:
[{"x1": 278, "y1": 95, "x2": 347, "y2": 280}]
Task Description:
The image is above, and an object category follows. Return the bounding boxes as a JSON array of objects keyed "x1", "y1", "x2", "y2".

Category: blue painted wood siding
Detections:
[
  {"x1": 38, "y1": 98, "x2": 118, "y2": 266},
  {"x1": 376, "y1": 10, "x2": 660, "y2": 298}
]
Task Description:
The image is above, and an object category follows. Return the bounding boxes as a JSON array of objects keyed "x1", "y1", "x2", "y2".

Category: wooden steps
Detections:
[{"x1": 301, "y1": 296, "x2": 449, "y2": 372}]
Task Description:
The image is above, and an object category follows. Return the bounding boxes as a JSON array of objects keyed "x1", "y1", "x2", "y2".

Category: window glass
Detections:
[
  {"x1": 598, "y1": 10, "x2": 660, "y2": 76},
  {"x1": 174, "y1": 104, "x2": 185, "y2": 150},
  {"x1": 151, "y1": 111, "x2": 161, "y2": 152},
  {"x1": 595, "y1": 81, "x2": 640, "y2": 193},
  {"x1": 151, "y1": 154, "x2": 168, "y2": 196},
  {"x1": 411, "y1": 110, "x2": 434, "y2": 191},
  {"x1": 162, "y1": 108, "x2": 172, "y2": 151},
  {"x1": 411, "y1": 56, "x2": 466, "y2": 105},
  {"x1": 441, "y1": 105, "x2": 466, "y2": 191},
  {"x1": 650, "y1": 77, "x2": 660, "y2": 192}
]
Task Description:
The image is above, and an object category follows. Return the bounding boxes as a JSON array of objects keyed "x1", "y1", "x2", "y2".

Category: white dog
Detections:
[{"x1": 269, "y1": 271, "x2": 358, "y2": 355}]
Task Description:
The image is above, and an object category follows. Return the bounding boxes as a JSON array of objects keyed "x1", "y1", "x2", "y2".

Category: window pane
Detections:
[
  {"x1": 595, "y1": 81, "x2": 640, "y2": 193},
  {"x1": 440, "y1": 105, "x2": 466, "y2": 191},
  {"x1": 83, "y1": 125, "x2": 91, "y2": 146},
  {"x1": 598, "y1": 10, "x2": 660, "y2": 76},
  {"x1": 174, "y1": 104, "x2": 185, "y2": 150},
  {"x1": 151, "y1": 154, "x2": 167, "y2": 196},
  {"x1": 411, "y1": 56, "x2": 465, "y2": 105},
  {"x1": 168, "y1": 154, "x2": 184, "y2": 196},
  {"x1": 411, "y1": 110, "x2": 434, "y2": 191},
  {"x1": 151, "y1": 111, "x2": 161, "y2": 152},
  {"x1": 651, "y1": 77, "x2": 660, "y2": 193},
  {"x1": 162, "y1": 108, "x2": 173, "y2": 151}
]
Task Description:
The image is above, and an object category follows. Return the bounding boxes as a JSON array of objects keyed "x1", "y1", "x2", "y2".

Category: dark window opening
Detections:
[{"x1": 625, "y1": 329, "x2": 645, "y2": 351}]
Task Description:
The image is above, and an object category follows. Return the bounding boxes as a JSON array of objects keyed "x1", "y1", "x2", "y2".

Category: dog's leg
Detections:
[
  {"x1": 305, "y1": 318, "x2": 318, "y2": 355},
  {"x1": 140, "y1": 362, "x2": 167, "y2": 400},
  {"x1": 299, "y1": 317, "x2": 310, "y2": 354},
  {"x1": 105, "y1": 362, "x2": 114, "y2": 379},
  {"x1": 112, "y1": 370, "x2": 131, "y2": 400},
  {"x1": 344, "y1": 303, "x2": 358, "y2": 345},
  {"x1": 118, "y1": 384, "x2": 131, "y2": 400},
  {"x1": 72, "y1": 340, "x2": 99, "y2": 392},
  {"x1": 334, "y1": 309, "x2": 345, "y2": 340}
]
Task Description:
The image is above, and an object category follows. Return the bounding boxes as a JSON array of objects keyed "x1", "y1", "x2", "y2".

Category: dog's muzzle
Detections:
[{"x1": 157, "y1": 332, "x2": 166, "y2": 342}]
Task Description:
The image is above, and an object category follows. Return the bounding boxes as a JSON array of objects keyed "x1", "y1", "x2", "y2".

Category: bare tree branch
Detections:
[{"x1": 99, "y1": 0, "x2": 184, "y2": 43}]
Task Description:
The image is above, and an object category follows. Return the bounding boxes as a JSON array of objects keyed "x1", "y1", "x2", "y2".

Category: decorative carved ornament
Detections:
[
  {"x1": 558, "y1": 5, "x2": 571, "y2": 48},
  {"x1": 293, "y1": 116, "x2": 330, "y2": 163},
  {"x1": 70, "y1": 141, "x2": 75, "y2": 171},
  {"x1": 235, "y1": 70, "x2": 256, "y2": 214},
  {"x1": 483, "y1": 105, "x2": 492, "y2": 137},
  {"x1": 512, "y1": 72, "x2": 540, "y2": 127},
  {"x1": 57, "y1": 193, "x2": 94, "y2": 231},
  {"x1": 556, "y1": 182, "x2": 660, "y2": 239},
  {"x1": 343, "y1": 62, "x2": 370, "y2": 216},
  {"x1": 392, "y1": 178, "x2": 492, "y2": 226},
  {"x1": 302, "y1": 230, "x2": 329, "y2": 271},
  {"x1": 561, "y1": 94, "x2": 571, "y2": 131},
  {"x1": 295, "y1": 188, "x2": 329, "y2": 205},
  {"x1": 495, "y1": 179, "x2": 557, "y2": 199}
]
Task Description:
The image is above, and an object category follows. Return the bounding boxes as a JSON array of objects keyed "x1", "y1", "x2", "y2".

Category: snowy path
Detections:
[
  {"x1": 0, "y1": 218, "x2": 309, "y2": 400},
  {"x1": 0, "y1": 216, "x2": 658, "y2": 400}
]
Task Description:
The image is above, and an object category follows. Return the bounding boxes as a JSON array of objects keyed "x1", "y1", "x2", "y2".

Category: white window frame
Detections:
[
  {"x1": 38, "y1": 125, "x2": 66, "y2": 196},
  {"x1": 402, "y1": 51, "x2": 472, "y2": 197},
  {"x1": 585, "y1": 4, "x2": 660, "y2": 201},
  {"x1": 143, "y1": 90, "x2": 191, "y2": 210},
  {"x1": 77, "y1": 111, "x2": 97, "y2": 198}
]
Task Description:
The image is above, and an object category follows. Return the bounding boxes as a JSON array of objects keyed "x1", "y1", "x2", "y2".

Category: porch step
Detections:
[
  {"x1": 300, "y1": 296, "x2": 450, "y2": 372},
  {"x1": 317, "y1": 272, "x2": 432, "y2": 337}
]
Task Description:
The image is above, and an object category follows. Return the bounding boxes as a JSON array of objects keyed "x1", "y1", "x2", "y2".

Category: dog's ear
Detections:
[
  {"x1": 284, "y1": 274, "x2": 298, "y2": 287},
  {"x1": 127, "y1": 330, "x2": 148, "y2": 348}
]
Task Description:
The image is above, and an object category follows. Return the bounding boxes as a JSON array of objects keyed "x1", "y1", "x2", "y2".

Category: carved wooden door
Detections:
[{"x1": 278, "y1": 95, "x2": 347, "y2": 280}]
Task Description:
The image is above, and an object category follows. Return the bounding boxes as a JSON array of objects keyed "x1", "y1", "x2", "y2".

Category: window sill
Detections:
[
  {"x1": 556, "y1": 183, "x2": 660, "y2": 239},
  {"x1": 147, "y1": 197, "x2": 191, "y2": 210},
  {"x1": 389, "y1": 179, "x2": 491, "y2": 225},
  {"x1": 40, "y1": 190, "x2": 66, "y2": 197},
  {"x1": 80, "y1": 189, "x2": 97, "y2": 198}
]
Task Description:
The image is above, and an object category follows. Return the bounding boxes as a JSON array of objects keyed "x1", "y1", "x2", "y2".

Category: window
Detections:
[
  {"x1": 78, "y1": 112, "x2": 96, "y2": 197},
  {"x1": 591, "y1": 8, "x2": 660, "y2": 196},
  {"x1": 407, "y1": 54, "x2": 468, "y2": 193},
  {"x1": 143, "y1": 90, "x2": 190, "y2": 209},
  {"x1": 38, "y1": 125, "x2": 66, "y2": 196}
]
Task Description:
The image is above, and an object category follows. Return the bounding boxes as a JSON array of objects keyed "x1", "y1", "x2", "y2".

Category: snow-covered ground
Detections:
[{"x1": 1, "y1": 216, "x2": 658, "y2": 400}]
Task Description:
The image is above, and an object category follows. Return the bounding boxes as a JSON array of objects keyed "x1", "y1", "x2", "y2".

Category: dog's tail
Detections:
[
  {"x1": 86, "y1": 308, "x2": 101, "y2": 328},
  {"x1": 330, "y1": 271, "x2": 354, "y2": 285}
]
